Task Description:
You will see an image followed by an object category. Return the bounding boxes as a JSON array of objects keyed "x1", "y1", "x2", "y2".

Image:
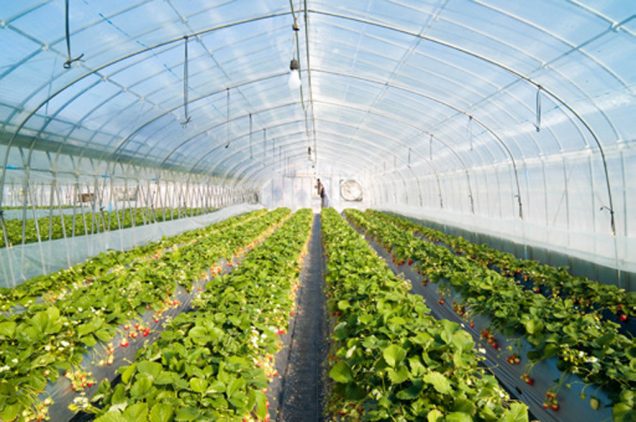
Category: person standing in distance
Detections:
[{"x1": 316, "y1": 178, "x2": 326, "y2": 208}]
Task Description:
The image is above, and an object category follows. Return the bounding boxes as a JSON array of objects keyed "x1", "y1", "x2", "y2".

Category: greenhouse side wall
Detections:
[
  {"x1": 380, "y1": 208, "x2": 636, "y2": 291},
  {"x1": 367, "y1": 139, "x2": 636, "y2": 291},
  {"x1": 0, "y1": 203, "x2": 262, "y2": 288}
]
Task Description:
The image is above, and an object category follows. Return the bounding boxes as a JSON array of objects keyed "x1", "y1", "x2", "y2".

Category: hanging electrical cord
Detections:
[
  {"x1": 181, "y1": 36, "x2": 191, "y2": 127},
  {"x1": 468, "y1": 115, "x2": 474, "y2": 151},
  {"x1": 263, "y1": 128, "x2": 267, "y2": 167},
  {"x1": 63, "y1": 0, "x2": 84, "y2": 69},
  {"x1": 249, "y1": 113, "x2": 253, "y2": 159},
  {"x1": 225, "y1": 88, "x2": 230, "y2": 148},
  {"x1": 535, "y1": 85, "x2": 542, "y2": 132}
]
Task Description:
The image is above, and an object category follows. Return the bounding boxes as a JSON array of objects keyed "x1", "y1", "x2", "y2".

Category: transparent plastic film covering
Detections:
[{"x1": 0, "y1": 1, "x2": 634, "y2": 286}]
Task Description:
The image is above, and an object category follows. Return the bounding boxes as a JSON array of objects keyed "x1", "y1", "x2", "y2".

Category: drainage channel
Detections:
[{"x1": 269, "y1": 213, "x2": 328, "y2": 422}]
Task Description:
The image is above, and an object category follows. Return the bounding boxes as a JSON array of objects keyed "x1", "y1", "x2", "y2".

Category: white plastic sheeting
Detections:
[{"x1": 0, "y1": 203, "x2": 262, "y2": 287}]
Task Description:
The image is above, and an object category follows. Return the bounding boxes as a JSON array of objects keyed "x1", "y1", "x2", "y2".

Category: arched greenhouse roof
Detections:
[{"x1": 1, "y1": 0, "x2": 635, "y2": 273}]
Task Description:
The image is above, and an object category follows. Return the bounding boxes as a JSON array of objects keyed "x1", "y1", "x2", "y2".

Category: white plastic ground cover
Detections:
[
  {"x1": 0, "y1": 203, "x2": 262, "y2": 288},
  {"x1": 378, "y1": 204, "x2": 636, "y2": 282}
]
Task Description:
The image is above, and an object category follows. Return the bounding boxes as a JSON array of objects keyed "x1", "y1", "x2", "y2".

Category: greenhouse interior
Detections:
[{"x1": 0, "y1": 1, "x2": 635, "y2": 421}]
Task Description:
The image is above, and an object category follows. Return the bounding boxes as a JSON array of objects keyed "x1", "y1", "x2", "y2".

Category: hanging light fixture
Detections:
[
  {"x1": 181, "y1": 36, "x2": 191, "y2": 127},
  {"x1": 288, "y1": 10, "x2": 301, "y2": 89},
  {"x1": 288, "y1": 58, "x2": 301, "y2": 89}
]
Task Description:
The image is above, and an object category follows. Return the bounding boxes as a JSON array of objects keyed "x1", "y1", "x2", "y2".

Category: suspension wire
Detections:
[
  {"x1": 468, "y1": 115, "x2": 473, "y2": 151},
  {"x1": 63, "y1": 0, "x2": 84, "y2": 69},
  {"x1": 263, "y1": 128, "x2": 267, "y2": 166},
  {"x1": 225, "y1": 88, "x2": 230, "y2": 148},
  {"x1": 429, "y1": 134, "x2": 433, "y2": 160},
  {"x1": 408, "y1": 147, "x2": 412, "y2": 168},
  {"x1": 249, "y1": 113, "x2": 253, "y2": 159},
  {"x1": 181, "y1": 36, "x2": 191, "y2": 126},
  {"x1": 535, "y1": 85, "x2": 542, "y2": 132}
]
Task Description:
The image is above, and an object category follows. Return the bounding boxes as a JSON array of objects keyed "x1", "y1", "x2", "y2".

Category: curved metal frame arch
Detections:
[
  {"x1": 312, "y1": 68, "x2": 525, "y2": 217},
  {"x1": 0, "y1": 11, "x2": 296, "y2": 207},
  {"x1": 215, "y1": 128, "x2": 421, "y2": 210},
  {"x1": 225, "y1": 142, "x2": 407, "y2": 198},
  {"x1": 315, "y1": 20, "x2": 564, "y2": 156},
  {"x1": 307, "y1": 26, "x2": 571, "y2": 158},
  {"x1": 309, "y1": 8, "x2": 616, "y2": 232},
  {"x1": 186, "y1": 118, "x2": 444, "y2": 207},
  {"x1": 164, "y1": 101, "x2": 463, "y2": 209},
  {"x1": 0, "y1": 7, "x2": 618, "y2": 232},
  {"x1": 106, "y1": 72, "x2": 290, "y2": 162}
]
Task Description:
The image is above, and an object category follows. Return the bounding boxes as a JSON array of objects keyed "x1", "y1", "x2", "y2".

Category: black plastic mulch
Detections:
[{"x1": 268, "y1": 213, "x2": 328, "y2": 422}]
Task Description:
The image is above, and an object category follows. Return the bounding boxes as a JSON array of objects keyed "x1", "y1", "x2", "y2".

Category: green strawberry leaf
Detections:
[
  {"x1": 329, "y1": 361, "x2": 354, "y2": 383},
  {"x1": 423, "y1": 371, "x2": 452, "y2": 394},
  {"x1": 150, "y1": 403, "x2": 174, "y2": 422},
  {"x1": 123, "y1": 403, "x2": 148, "y2": 422},
  {"x1": 383, "y1": 344, "x2": 406, "y2": 367}
]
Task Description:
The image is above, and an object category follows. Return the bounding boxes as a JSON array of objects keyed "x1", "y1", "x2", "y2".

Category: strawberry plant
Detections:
[
  {"x1": 0, "y1": 210, "x2": 267, "y2": 312},
  {"x1": 87, "y1": 209, "x2": 313, "y2": 421},
  {"x1": 369, "y1": 211, "x2": 635, "y2": 323},
  {"x1": 322, "y1": 208, "x2": 528, "y2": 421},
  {"x1": 0, "y1": 207, "x2": 213, "y2": 248},
  {"x1": 347, "y1": 209, "x2": 636, "y2": 419},
  {"x1": 0, "y1": 209, "x2": 288, "y2": 421}
]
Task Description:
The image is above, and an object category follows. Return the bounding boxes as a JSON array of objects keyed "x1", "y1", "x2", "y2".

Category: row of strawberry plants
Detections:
[
  {"x1": 85, "y1": 209, "x2": 313, "y2": 421},
  {"x1": 0, "y1": 210, "x2": 267, "y2": 312},
  {"x1": 322, "y1": 208, "x2": 528, "y2": 421},
  {"x1": 346, "y1": 209, "x2": 635, "y2": 419},
  {"x1": 370, "y1": 211, "x2": 635, "y2": 319},
  {"x1": 0, "y1": 208, "x2": 289, "y2": 422},
  {"x1": 0, "y1": 207, "x2": 211, "y2": 248}
]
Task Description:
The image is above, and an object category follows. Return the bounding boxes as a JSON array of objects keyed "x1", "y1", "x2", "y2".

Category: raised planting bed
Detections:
[
  {"x1": 321, "y1": 208, "x2": 528, "y2": 421},
  {"x1": 0, "y1": 208, "x2": 212, "y2": 248},
  {"x1": 372, "y1": 210, "x2": 635, "y2": 335},
  {"x1": 81, "y1": 209, "x2": 313, "y2": 421},
  {"x1": 346, "y1": 209, "x2": 635, "y2": 421},
  {"x1": 0, "y1": 210, "x2": 267, "y2": 312},
  {"x1": 0, "y1": 209, "x2": 289, "y2": 421}
]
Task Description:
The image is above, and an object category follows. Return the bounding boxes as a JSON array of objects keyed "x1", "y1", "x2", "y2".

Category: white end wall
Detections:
[{"x1": 260, "y1": 173, "x2": 369, "y2": 212}]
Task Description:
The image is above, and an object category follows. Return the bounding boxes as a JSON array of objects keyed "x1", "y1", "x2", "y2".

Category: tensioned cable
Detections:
[
  {"x1": 181, "y1": 36, "x2": 191, "y2": 127},
  {"x1": 63, "y1": 0, "x2": 84, "y2": 69}
]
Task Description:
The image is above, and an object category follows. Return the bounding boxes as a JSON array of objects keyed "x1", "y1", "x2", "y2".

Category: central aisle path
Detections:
[{"x1": 277, "y1": 213, "x2": 328, "y2": 421}]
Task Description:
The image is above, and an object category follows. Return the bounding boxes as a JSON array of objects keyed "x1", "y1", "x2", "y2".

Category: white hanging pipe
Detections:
[
  {"x1": 249, "y1": 113, "x2": 253, "y2": 159},
  {"x1": 181, "y1": 36, "x2": 191, "y2": 127},
  {"x1": 225, "y1": 88, "x2": 231, "y2": 148},
  {"x1": 535, "y1": 85, "x2": 542, "y2": 132},
  {"x1": 63, "y1": 0, "x2": 84, "y2": 69}
]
